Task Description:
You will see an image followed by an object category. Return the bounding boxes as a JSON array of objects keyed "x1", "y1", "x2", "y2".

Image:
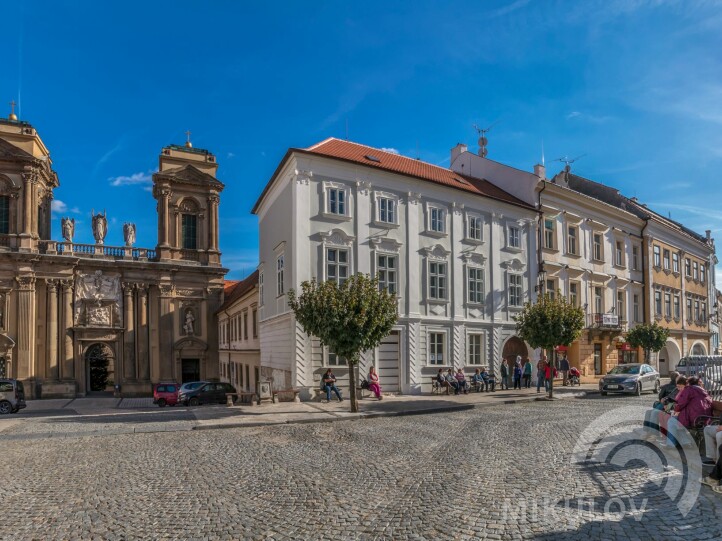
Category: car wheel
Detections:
[
  {"x1": 189, "y1": 397, "x2": 199, "y2": 407},
  {"x1": 601, "y1": 391, "x2": 607, "y2": 396},
  {"x1": 157, "y1": 398, "x2": 166, "y2": 408},
  {"x1": 0, "y1": 401, "x2": 12, "y2": 415},
  {"x1": 635, "y1": 383, "x2": 642, "y2": 396},
  {"x1": 654, "y1": 381, "x2": 660, "y2": 394}
]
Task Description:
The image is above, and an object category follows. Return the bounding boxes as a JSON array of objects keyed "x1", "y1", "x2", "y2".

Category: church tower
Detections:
[
  {"x1": 152, "y1": 133, "x2": 224, "y2": 266},
  {"x1": 0, "y1": 102, "x2": 58, "y2": 252}
]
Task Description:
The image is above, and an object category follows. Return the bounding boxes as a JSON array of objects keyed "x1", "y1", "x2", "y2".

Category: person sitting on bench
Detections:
[
  {"x1": 445, "y1": 368, "x2": 460, "y2": 394},
  {"x1": 481, "y1": 367, "x2": 495, "y2": 392},
  {"x1": 455, "y1": 368, "x2": 469, "y2": 394},
  {"x1": 321, "y1": 368, "x2": 343, "y2": 403},
  {"x1": 471, "y1": 368, "x2": 484, "y2": 392}
]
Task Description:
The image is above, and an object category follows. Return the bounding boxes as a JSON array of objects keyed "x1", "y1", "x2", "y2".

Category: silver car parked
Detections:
[
  {"x1": 599, "y1": 363, "x2": 660, "y2": 396},
  {"x1": 0, "y1": 378, "x2": 27, "y2": 414}
]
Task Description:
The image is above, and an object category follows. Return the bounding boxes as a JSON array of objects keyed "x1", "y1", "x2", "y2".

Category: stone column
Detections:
[
  {"x1": 137, "y1": 285, "x2": 150, "y2": 381},
  {"x1": 123, "y1": 282, "x2": 136, "y2": 381},
  {"x1": 16, "y1": 276, "x2": 36, "y2": 379},
  {"x1": 208, "y1": 193, "x2": 219, "y2": 251},
  {"x1": 160, "y1": 190, "x2": 171, "y2": 247},
  {"x1": 159, "y1": 284, "x2": 174, "y2": 380},
  {"x1": 46, "y1": 280, "x2": 59, "y2": 381},
  {"x1": 62, "y1": 281, "x2": 75, "y2": 380},
  {"x1": 21, "y1": 172, "x2": 34, "y2": 236}
]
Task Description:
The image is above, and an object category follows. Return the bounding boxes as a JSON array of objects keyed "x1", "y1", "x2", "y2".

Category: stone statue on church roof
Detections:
[
  {"x1": 61, "y1": 217, "x2": 75, "y2": 243},
  {"x1": 91, "y1": 209, "x2": 107, "y2": 245},
  {"x1": 123, "y1": 222, "x2": 136, "y2": 247}
]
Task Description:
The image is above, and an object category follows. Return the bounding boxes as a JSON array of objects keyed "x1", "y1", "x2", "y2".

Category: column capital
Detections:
[
  {"x1": 16, "y1": 276, "x2": 36, "y2": 290},
  {"x1": 46, "y1": 279, "x2": 59, "y2": 293},
  {"x1": 122, "y1": 282, "x2": 136, "y2": 294},
  {"x1": 60, "y1": 279, "x2": 74, "y2": 291},
  {"x1": 207, "y1": 194, "x2": 220, "y2": 205}
]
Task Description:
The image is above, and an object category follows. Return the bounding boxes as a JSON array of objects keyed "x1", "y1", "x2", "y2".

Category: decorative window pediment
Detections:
[
  {"x1": 421, "y1": 244, "x2": 450, "y2": 261},
  {"x1": 319, "y1": 228, "x2": 355, "y2": 247},
  {"x1": 370, "y1": 237, "x2": 402, "y2": 253},
  {"x1": 462, "y1": 251, "x2": 487, "y2": 267},
  {"x1": 501, "y1": 258, "x2": 525, "y2": 272}
]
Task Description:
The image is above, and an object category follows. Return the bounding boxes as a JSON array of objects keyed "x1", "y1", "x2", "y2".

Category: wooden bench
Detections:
[
  {"x1": 226, "y1": 391, "x2": 257, "y2": 406},
  {"x1": 272, "y1": 388, "x2": 301, "y2": 403},
  {"x1": 313, "y1": 386, "x2": 369, "y2": 401},
  {"x1": 431, "y1": 377, "x2": 450, "y2": 395}
]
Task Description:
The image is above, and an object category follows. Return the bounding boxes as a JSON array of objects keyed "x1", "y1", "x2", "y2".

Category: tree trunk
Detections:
[
  {"x1": 347, "y1": 357, "x2": 359, "y2": 413},
  {"x1": 547, "y1": 348, "x2": 554, "y2": 399}
]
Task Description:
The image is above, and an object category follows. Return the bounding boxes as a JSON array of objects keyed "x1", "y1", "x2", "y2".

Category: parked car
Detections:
[
  {"x1": 152, "y1": 382, "x2": 180, "y2": 407},
  {"x1": 178, "y1": 381, "x2": 207, "y2": 396},
  {"x1": 599, "y1": 363, "x2": 660, "y2": 396},
  {"x1": 0, "y1": 378, "x2": 27, "y2": 414},
  {"x1": 178, "y1": 382, "x2": 237, "y2": 406}
]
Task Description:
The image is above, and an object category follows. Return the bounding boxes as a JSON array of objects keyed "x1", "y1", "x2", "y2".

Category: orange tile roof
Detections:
[
  {"x1": 217, "y1": 271, "x2": 258, "y2": 313},
  {"x1": 252, "y1": 138, "x2": 534, "y2": 213}
]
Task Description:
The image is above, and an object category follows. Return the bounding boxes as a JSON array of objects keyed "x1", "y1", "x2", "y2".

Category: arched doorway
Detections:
[
  {"x1": 691, "y1": 342, "x2": 707, "y2": 355},
  {"x1": 658, "y1": 338, "x2": 682, "y2": 376},
  {"x1": 502, "y1": 337, "x2": 528, "y2": 365},
  {"x1": 85, "y1": 343, "x2": 115, "y2": 392}
]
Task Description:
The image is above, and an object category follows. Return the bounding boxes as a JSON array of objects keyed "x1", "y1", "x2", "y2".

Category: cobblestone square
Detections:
[{"x1": 2, "y1": 395, "x2": 721, "y2": 540}]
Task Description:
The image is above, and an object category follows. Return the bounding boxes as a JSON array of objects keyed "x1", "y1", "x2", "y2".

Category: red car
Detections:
[{"x1": 152, "y1": 382, "x2": 180, "y2": 407}]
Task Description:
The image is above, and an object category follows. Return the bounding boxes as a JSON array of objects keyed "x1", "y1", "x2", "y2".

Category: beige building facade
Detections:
[
  {"x1": 0, "y1": 112, "x2": 226, "y2": 398},
  {"x1": 217, "y1": 271, "x2": 260, "y2": 393}
]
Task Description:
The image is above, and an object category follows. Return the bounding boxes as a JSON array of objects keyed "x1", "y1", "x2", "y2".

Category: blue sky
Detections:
[{"x1": 2, "y1": 0, "x2": 722, "y2": 281}]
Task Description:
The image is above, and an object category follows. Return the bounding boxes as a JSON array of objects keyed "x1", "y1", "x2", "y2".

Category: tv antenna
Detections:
[
  {"x1": 473, "y1": 121, "x2": 499, "y2": 158},
  {"x1": 554, "y1": 154, "x2": 586, "y2": 172}
]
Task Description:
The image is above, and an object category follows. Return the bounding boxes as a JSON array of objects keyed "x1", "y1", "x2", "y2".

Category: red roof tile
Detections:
[
  {"x1": 217, "y1": 271, "x2": 258, "y2": 313},
  {"x1": 253, "y1": 138, "x2": 533, "y2": 213}
]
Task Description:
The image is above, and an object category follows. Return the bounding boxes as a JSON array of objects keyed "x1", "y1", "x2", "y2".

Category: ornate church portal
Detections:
[{"x1": 0, "y1": 113, "x2": 226, "y2": 398}]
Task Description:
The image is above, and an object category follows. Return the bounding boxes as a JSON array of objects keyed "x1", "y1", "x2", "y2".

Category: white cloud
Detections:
[
  {"x1": 381, "y1": 147, "x2": 400, "y2": 155},
  {"x1": 227, "y1": 152, "x2": 236, "y2": 159},
  {"x1": 566, "y1": 111, "x2": 613, "y2": 123},
  {"x1": 109, "y1": 171, "x2": 153, "y2": 187},
  {"x1": 51, "y1": 200, "x2": 67, "y2": 214}
]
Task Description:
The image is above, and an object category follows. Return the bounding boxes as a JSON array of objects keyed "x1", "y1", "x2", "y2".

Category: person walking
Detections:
[
  {"x1": 500, "y1": 359, "x2": 510, "y2": 390},
  {"x1": 536, "y1": 358, "x2": 546, "y2": 393},
  {"x1": 523, "y1": 358, "x2": 533, "y2": 388},
  {"x1": 367, "y1": 366, "x2": 383, "y2": 400},
  {"x1": 513, "y1": 356, "x2": 522, "y2": 390}
]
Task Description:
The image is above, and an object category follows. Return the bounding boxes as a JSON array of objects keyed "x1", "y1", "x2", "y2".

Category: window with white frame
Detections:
[
  {"x1": 693, "y1": 261, "x2": 699, "y2": 280},
  {"x1": 653, "y1": 245, "x2": 661, "y2": 268},
  {"x1": 508, "y1": 225, "x2": 520, "y2": 248},
  {"x1": 429, "y1": 332, "x2": 445, "y2": 365},
  {"x1": 327, "y1": 187, "x2": 346, "y2": 216},
  {"x1": 617, "y1": 291, "x2": 625, "y2": 318},
  {"x1": 632, "y1": 245, "x2": 639, "y2": 270},
  {"x1": 655, "y1": 291, "x2": 662, "y2": 316},
  {"x1": 327, "y1": 248, "x2": 349, "y2": 285},
  {"x1": 594, "y1": 286, "x2": 603, "y2": 313},
  {"x1": 567, "y1": 226, "x2": 578, "y2": 255},
  {"x1": 664, "y1": 292, "x2": 671, "y2": 318},
  {"x1": 702, "y1": 302, "x2": 707, "y2": 323},
  {"x1": 685, "y1": 257, "x2": 691, "y2": 276},
  {"x1": 327, "y1": 350, "x2": 346, "y2": 366},
  {"x1": 467, "y1": 215, "x2": 482, "y2": 241},
  {"x1": 674, "y1": 294, "x2": 680, "y2": 319},
  {"x1": 508, "y1": 274, "x2": 523, "y2": 307},
  {"x1": 429, "y1": 207, "x2": 446, "y2": 233},
  {"x1": 378, "y1": 197, "x2": 396, "y2": 224},
  {"x1": 377, "y1": 254, "x2": 397, "y2": 294},
  {"x1": 429, "y1": 262, "x2": 447, "y2": 300},
  {"x1": 467, "y1": 267, "x2": 484, "y2": 304},
  {"x1": 593, "y1": 233, "x2": 603, "y2": 261},
  {"x1": 544, "y1": 219, "x2": 555, "y2": 249},
  {"x1": 663, "y1": 249, "x2": 670, "y2": 270},
  {"x1": 546, "y1": 279, "x2": 556, "y2": 300},
  {"x1": 633, "y1": 294, "x2": 640, "y2": 322},
  {"x1": 252, "y1": 308, "x2": 258, "y2": 338},
  {"x1": 569, "y1": 282, "x2": 579, "y2": 307},
  {"x1": 468, "y1": 334, "x2": 484, "y2": 365},
  {"x1": 701, "y1": 264, "x2": 706, "y2": 283},
  {"x1": 615, "y1": 241, "x2": 625, "y2": 267},
  {"x1": 695, "y1": 299, "x2": 700, "y2": 322},
  {"x1": 687, "y1": 297, "x2": 693, "y2": 320},
  {"x1": 276, "y1": 255, "x2": 285, "y2": 296}
]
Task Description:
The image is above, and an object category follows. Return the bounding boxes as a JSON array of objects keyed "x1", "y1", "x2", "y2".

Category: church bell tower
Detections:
[{"x1": 152, "y1": 132, "x2": 224, "y2": 266}]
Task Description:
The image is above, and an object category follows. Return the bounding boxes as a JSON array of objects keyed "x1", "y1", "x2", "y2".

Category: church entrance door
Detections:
[
  {"x1": 182, "y1": 359, "x2": 200, "y2": 383},
  {"x1": 86, "y1": 343, "x2": 114, "y2": 392}
]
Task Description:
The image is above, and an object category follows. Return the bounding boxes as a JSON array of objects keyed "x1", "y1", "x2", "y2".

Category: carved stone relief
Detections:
[{"x1": 74, "y1": 270, "x2": 121, "y2": 327}]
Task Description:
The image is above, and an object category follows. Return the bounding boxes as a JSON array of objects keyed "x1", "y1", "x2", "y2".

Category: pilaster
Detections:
[
  {"x1": 15, "y1": 276, "x2": 36, "y2": 379},
  {"x1": 137, "y1": 285, "x2": 150, "y2": 381},
  {"x1": 61, "y1": 280, "x2": 75, "y2": 381},
  {"x1": 46, "y1": 280, "x2": 59, "y2": 381},
  {"x1": 123, "y1": 282, "x2": 136, "y2": 381}
]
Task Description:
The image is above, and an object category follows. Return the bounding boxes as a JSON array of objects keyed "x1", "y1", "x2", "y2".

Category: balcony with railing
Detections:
[
  {"x1": 588, "y1": 312, "x2": 627, "y2": 332},
  {"x1": 37, "y1": 241, "x2": 157, "y2": 261}
]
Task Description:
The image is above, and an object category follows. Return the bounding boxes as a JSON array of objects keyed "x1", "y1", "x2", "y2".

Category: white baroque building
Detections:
[{"x1": 252, "y1": 138, "x2": 538, "y2": 395}]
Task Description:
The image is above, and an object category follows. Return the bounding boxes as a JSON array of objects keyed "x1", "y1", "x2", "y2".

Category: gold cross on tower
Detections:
[
  {"x1": 185, "y1": 129, "x2": 192, "y2": 148},
  {"x1": 8, "y1": 100, "x2": 17, "y2": 121}
]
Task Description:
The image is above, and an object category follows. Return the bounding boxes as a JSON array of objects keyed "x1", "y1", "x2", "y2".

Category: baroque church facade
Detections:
[{"x1": 0, "y1": 111, "x2": 226, "y2": 398}]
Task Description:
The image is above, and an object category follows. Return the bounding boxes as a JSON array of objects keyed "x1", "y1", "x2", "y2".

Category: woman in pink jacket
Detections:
[
  {"x1": 367, "y1": 366, "x2": 383, "y2": 400},
  {"x1": 667, "y1": 376, "x2": 713, "y2": 447}
]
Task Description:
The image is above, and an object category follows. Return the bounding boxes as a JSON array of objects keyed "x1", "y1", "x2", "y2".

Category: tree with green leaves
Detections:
[
  {"x1": 514, "y1": 291, "x2": 585, "y2": 398},
  {"x1": 287, "y1": 274, "x2": 398, "y2": 413},
  {"x1": 625, "y1": 322, "x2": 670, "y2": 363}
]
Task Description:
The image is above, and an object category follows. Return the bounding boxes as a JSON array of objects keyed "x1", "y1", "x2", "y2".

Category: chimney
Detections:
[
  {"x1": 706, "y1": 230, "x2": 711, "y2": 241},
  {"x1": 450, "y1": 143, "x2": 467, "y2": 164},
  {"x1": 534, "y1": 163, "x2": 546, "y2": 180}
]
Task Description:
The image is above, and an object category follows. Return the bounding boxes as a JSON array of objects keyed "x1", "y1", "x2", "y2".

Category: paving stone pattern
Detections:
[{"x1": 1, "y1": 395, "x2": 721, "y2": 540}]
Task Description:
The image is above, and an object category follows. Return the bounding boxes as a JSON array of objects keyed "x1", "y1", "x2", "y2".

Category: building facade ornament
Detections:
[
  {"x1": 91, "y1": 209, "x2": 108, "y2": 245},
  {"x1": 15, "y1": 276, "x2": 36, "y2": 290},
  {"x1": 61, "y1": 217, "x2": 75, "y2": 242},
  {"x1": 123, "y1": 223, "x2": 136, "y2": 247},
  {"x1": 421, "y1": 244, "x2": 451, "y2": 261}
]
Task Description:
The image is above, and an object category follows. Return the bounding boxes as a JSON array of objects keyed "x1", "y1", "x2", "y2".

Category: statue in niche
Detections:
[
  {"x1": 61, "y1": 217, "x2": 75, "y2": 243},
  {"x1": 183, "y1": 308, "x2": 195, "y2": 335},
  {"x1": 91, "y1": 209, "x2": 108, "y2": 245},
  {"x1": 123, "y1": 223, "x2": 136, "y2": 247}
]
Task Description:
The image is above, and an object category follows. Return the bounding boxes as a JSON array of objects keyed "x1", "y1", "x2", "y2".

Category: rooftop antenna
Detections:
[
  {"x1": 554, "y1": 154, "x2": 586, "y2": 173},
  {"x1": 473, "y1": 121, "x2": 499, "y2": 158}
]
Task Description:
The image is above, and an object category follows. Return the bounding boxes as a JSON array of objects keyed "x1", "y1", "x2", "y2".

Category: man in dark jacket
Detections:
[{"x1": 659, "y1": 371, "x2": 679, "y2": 404}]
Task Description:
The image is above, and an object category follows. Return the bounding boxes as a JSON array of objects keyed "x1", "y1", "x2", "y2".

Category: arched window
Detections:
[{"x1": 178, "y1": 198, "x2": 200, "y2": 250}]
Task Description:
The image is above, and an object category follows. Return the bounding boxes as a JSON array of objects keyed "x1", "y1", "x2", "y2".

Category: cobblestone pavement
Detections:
[{"x1": 2, "y1": 395, "x2": 721, "y2": 541}]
